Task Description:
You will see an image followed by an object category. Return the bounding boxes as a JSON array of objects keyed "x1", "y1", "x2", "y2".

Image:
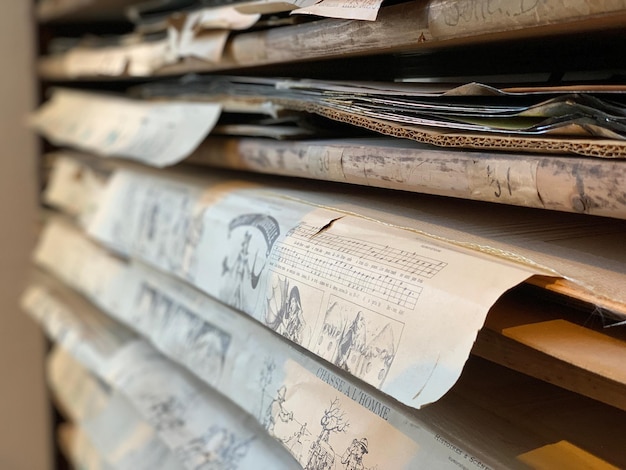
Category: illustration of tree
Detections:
[{"x1": 304, "y1": 398, "x2": 350, "y2": 470}]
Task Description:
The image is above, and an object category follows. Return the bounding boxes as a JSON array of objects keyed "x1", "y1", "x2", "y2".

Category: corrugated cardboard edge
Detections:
[{"x1": 275, "y1": 98, "x2": 626, "y2": 158}]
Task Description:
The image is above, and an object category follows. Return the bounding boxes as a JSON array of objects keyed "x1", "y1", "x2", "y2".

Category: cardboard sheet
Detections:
[{"x1": 517, "y1": 440, "x2": 620, "y2": 470}]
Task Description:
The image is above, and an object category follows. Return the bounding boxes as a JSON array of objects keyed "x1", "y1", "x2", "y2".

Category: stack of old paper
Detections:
[
  {"x1": 29, "y1": 3, "x2": 626, "y2": 468},
  {"x1": 31, "y1": 86, "x2": 626, "y2": 344},
  {"x1": 37, "y1": 0, "x2": 626, "y2": 80},
  {"x1": 131, "y1": 75, "x2": 626, "y2": 155},
  {"x1": 23, "y1": 151, "x2": 626, "y2": 468},
  {"x1": 24, "y1": 271, "x2": 300, "y2": 469},
  {"x1": 23, "y1": 208, "x2": 623, "y2": 469},
  {"x1": 29, "y1": 99, "x2": 626, "y2": 469},
  {"x1": 38, "y1": 0, "x2": 385, "y2": 77},
  {"x1": 31, "y1": 85, "x2": 626, "y2": 218}
]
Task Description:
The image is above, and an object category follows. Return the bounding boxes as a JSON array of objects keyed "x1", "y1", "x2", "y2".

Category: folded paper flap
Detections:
[{"x1": 268, "y1": 181, "x2": 626, "y2": 312}]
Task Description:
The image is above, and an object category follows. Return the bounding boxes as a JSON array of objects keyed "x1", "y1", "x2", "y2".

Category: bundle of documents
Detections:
[
  {"x1": 29, "y1": 89, "x2": 626, "y2": 470},
  {"x1": 28, "y1": 2, "x2": 626, "y2": 469},
  {"x1": 24, "y1": 152, "x2": 626, "y2": 469},
  {"x1": 31, "y1": 86, "x2": 626, "y2": 223},
  {"x1": 38, "y1": 0, "x2": 385, "y2": 76},
  {"x1": 24, "y1": 273, "x2": 300, "y2": 469},
  {"x1": 134, "y1": 75, "x2": 626, "y2": 155},
  {"x1": 32, "y1": 79, "x2": 626, "y2": 166}
]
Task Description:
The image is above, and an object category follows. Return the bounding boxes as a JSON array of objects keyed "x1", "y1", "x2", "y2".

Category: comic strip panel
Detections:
[
  {"x1": 263, "y1": 272, "x2": 325, "y2": 350},
  {"x1": 314, "y1": 296, "x2": 404, "y2": 388},
  {"x1": 219, "y1": 213, "x2": 281, "y2": 315}
]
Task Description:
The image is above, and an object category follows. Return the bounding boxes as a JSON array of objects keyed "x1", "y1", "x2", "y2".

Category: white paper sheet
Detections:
[
  {"x1": 48, "y1": 345, "x2": 111, "y2": 423},
  {"x1": 21, "y1": 282, "x2": 134, "y2": 376},
  {"x1": 33, "y1": 219, "x2": 127, "y2": 313},
  {"x1": 104, "y1": 340, "x2": 300, "y2": 470},
  {"x1": 31, "y1": 90, "x2": 222, "y2": 167},
  {"x1": 117, "y1": 262, "x2": 501, "y2": 469},
  {"x1": 292, "y1": 0, "x2": 384, "y2": 21},
  {"x1": 87, "y1": 168, "x2": 538, "y2": 408},
  {"x1": 83, "y1": 392, "x2": 185, "y2": 470}
]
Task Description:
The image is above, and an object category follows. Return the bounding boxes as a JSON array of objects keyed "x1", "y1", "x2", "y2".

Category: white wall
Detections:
[{"x1": 0, "y1": 2, "x2": 52, "y2": 469}]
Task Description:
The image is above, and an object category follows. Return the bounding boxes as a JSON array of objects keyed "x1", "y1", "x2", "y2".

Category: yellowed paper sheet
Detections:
[
  {"x1": 24, "y1": 279, "x2": 300, "y2": 470},
  {"x1": 176, "y1": 28, "x2": 229, "y2": 63},
  {"x1": 31, "y1": 90, "x2": 222, "y2": 167},
  {"x1": 63, "y1": 38, "x2": 175, "y2": 78},
  {"x1": 125, "y1": 40, "x2": 175, "y2": 76},
  {"x1": 60, "y1": 424, "x2": 113, "y2": 470},
  {"x1": 86, "y1": 169, "x2": 541, "y2": 408},
  {"x1": 44, "y1": 155, "x2": 106, "y2": 227},
  {"x1": 49, "y1": 347, "x2": 183, "y2": 470},
  {"x1": 191, "y1": 6, "x2": 261, "y2": 30},
  {"x1": 32, "y1": 221, "x2": 499, "y2": 469},
  {"x1": 65, "y1": 46, "x2": 129, "y2": 77}
]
